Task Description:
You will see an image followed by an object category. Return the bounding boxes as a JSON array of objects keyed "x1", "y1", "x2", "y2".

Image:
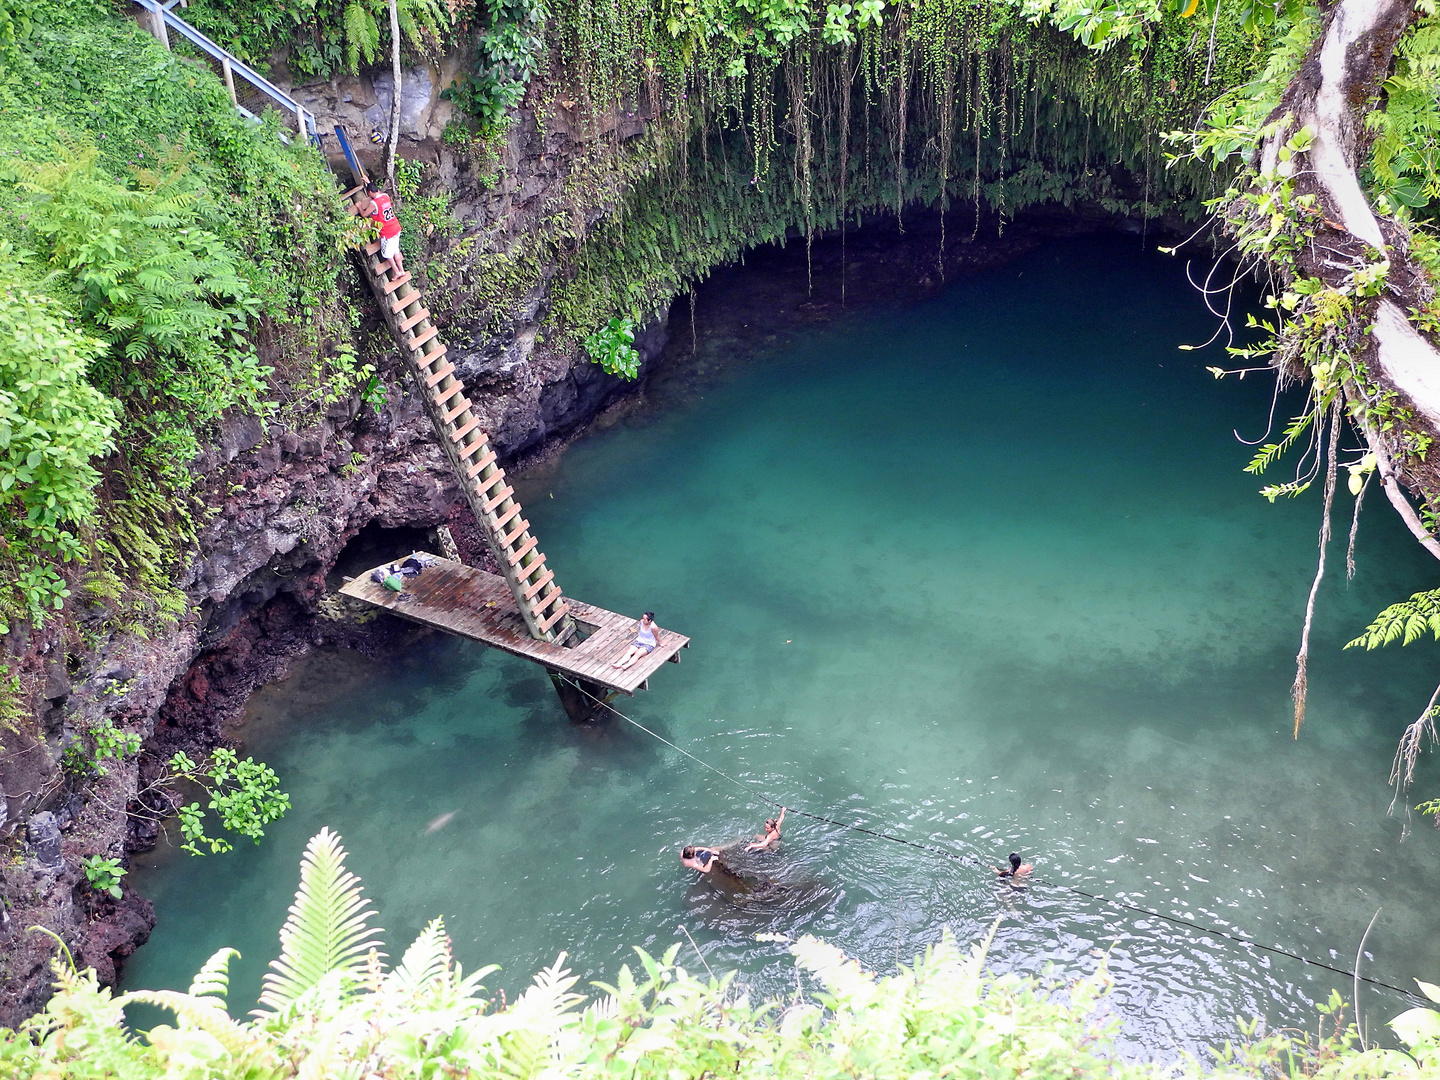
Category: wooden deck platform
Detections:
[{"x1": 338, "y1": 554, "x2": 688, "y2": 696}]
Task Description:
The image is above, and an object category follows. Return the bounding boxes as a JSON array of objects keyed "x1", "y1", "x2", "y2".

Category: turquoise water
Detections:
[{"x1": 126, "y1": 235, "x2": 1440, "y2": 1057}]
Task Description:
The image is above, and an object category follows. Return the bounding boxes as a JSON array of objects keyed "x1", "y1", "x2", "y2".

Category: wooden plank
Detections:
[
  {"x1": 460, "y1": 439, "x2": 491, "y2": 462},
  {"x1": 531, "y1": 588, "x2": 563, "y2": 614},
  {"x1": 433, "y1": 382, "x2": 464, "y2": 407},
  {"x1": 418, "y1": 343, "x2": 447, "y2": 365},
  {"x1": 398, "y1": 307, "x2": 431, "y2": 333},
  {"x1": 391, "y1": 291, "x2": 421, "y2": 315},
  {"x1": 465, "y1": 449, "x2": 498, "y2": 479},
  {"x1": 536, "y1": 602, "x2": 570, "y2": 634},
  {"x1": 380, "y1": 271, "x2": 412, "y2": 295},
  {"x1": 520, "y1": 567, "x2": 553, "y2": 600},
  {"x1": 364, "y1": 239, "x2": 382, "y2": 255},
  {"x1": 441, "y1": 398, "x2": 471, "y2": 424},
  {"x1": 482, "y1": 485, "x2": 514, "y2": 515},
  {"x1": 476, "y1": 468, "x2": 506, "y2": 494},
  {"x1": 449, "y1": 416, "x2": 481, "y2": 443},
  {"x1": 408, "y1": 325, "x2": 439, "y2": 352},
  {"x1": 491, "y1": 502, "x2": 521, "y2": 531},
  {"x1": 507, "y1": 536, "x2": 538, "y2": 566},
  {"x1": 498, "y1": 517, "x2": 528, "y2": 547},
  {"x1": 424, "y1": 362, "x2": 455, "y2": 388}
]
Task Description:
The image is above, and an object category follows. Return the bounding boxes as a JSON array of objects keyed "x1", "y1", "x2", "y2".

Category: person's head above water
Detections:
[
  {"x1": 764, "y1": 819, "x2": 779, "y2": 833},
  {"x1": 681, "y1": 845, "x2": 696, "y2": 859},
  {"x1": 1008, "y1": 852, "x2": 1022, "y2": 871}
]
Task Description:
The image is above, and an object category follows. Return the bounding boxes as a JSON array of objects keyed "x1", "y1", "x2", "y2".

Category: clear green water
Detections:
[{"x1": 126, "y1": 235, "x2": 1440, "y2": 1056}]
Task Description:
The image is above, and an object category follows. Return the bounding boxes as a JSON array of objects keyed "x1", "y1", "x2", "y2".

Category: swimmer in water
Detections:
[
  {"x1": 680, "y1": 845, "x2": 723, "y2": 874},
  {"x1": 744, "y1": 807, "x2": 786, "y2": 852},
  {"x1": 681, "y1": 845, "x2": 762, "y2": 897},
  {"x1": 992, "y1": 852, "x2": 1033, "y2": 881}
]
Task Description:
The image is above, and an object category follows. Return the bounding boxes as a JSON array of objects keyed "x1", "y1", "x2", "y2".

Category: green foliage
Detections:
[
  {"x1": 4, "y1": 827, "x2": 1440, "y2": 1078},
  {"x1": 255, "y1": 827, "x2": 385, "y2": 1013},
  {"x1": 179, "y1": 0, "x2": 447, "y2": 78},
  {"x1": 1365, "y1": 13, "x2": 1440, "y2": 217},
  {"x1": 9, "y1": 146, "x2": 270, "y2": 488},
  {"x1": 1346, "y1": 589, "x2": 1440, "y2": 650},
  {"x1": 167, "y1": 748, "x2": 291, "y2": 856},
  {"x1": 80, "y1": 855, "x2": 126, "y2": 899},
  {"x1": 584, "y1": 316, "x2": 641, "y2": 378},
  {"x1": 442, "y1": 0, "x2": 545, "y2": 131},
  {"x1": 393, "y1": 157, "x2": 460, "y2": 266},
  {"x1": 60, "y1": 719, "x2": 140, "y2": 779},
  {"x1": 0, "y1": 249, "x2": 115, "y2": 632},
  {"x1": 0, "y1": 5, "x2": 360, "y2": 639}
]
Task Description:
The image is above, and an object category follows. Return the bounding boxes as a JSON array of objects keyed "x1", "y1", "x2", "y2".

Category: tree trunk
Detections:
[
  {"x1": 386, "y1": 0, "x2": 401, "y2": 185},
  {"x1": 1258, "y1": 0, "x2": 1440, "y2": 560}
]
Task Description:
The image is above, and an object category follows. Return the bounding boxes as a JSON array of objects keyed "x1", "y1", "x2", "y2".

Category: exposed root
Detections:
[
  {"x1": 1346, "y1": 469, "x2": 1369, "y2": 580},
  {"x1": 1292, "y1": 400, "x2": 1341, "y2": 738}
]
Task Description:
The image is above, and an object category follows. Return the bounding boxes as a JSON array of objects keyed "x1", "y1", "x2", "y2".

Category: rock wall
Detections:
[{"x1": 0, "y1": 67, "x2": 666, "y2": 1025}]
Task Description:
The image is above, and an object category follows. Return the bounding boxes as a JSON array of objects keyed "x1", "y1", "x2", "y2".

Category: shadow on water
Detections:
[{"x1": 126, "y1": 233, "x2": 1440, "y2": 1060}]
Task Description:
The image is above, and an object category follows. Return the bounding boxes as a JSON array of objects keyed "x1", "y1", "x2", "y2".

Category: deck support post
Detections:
[{"x1": 548, "y1": 671, "x2": 616, "y2": 723}]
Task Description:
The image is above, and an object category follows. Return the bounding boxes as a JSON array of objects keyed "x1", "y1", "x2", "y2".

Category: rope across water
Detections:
[{"x1": 559, "y1": 676, "x2": 1428, "y2": 1007}]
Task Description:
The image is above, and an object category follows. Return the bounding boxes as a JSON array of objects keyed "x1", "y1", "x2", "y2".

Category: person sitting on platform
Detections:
[
  {"x1": 992, "y1": 852, "x2": 1033, "y2": 882},
  {"x1": 745, "y1": 807, "x2": 786, "y2": 852},
  {"x1": 613, "y1": 612, "x2": 659, "y2": 670}
]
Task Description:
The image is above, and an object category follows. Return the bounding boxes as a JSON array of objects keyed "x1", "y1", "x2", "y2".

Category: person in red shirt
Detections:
[{"x1": 360, "y1": 180, "x2": 404, "y2": 274}]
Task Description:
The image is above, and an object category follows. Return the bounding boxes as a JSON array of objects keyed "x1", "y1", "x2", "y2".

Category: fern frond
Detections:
[
  {"x1": 121, "y1": 990, "x2": 258, "y2": 1057},
  {"x1": 255, "y1": 828, "x2": 385, "y2": 1016},
  {"x1": 387, "y1": 917, "x2": 450, "y2": 997},
  {"x1": 1245, "y1": 407, "x2": 1315, "y2": 475},
  {"x1": 1346, "y1": 589, "x2": 1440, "y2": 650},
  {"x1": 187, "y1": 946, "x2": 240, "y2": 1003},
  {"x1": 343, "y1": 0, "x2": 379, "y2": 72}
]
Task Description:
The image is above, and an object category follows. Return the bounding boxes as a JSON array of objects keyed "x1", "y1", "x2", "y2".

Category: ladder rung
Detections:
[
  {"x1": 465, "y1": 449, "x2": 498, "y2": 479},
  {"x1": 442, "y1": 398, "x2": 470, "y2": 425},
  {"x1": 418, "y1": 344, "x2": 447, "y2": 366},
  {"x1": 476, "y1": 467, "x2": 506, "y2": 494},
  {"x1": 363, "y1": 239, "x2": 382, "y2": 255},
  {"x1": 380, "y1": 271, "x2": 413, "y2": 295},
  {"x1": 492, "y1": 501, "x2": 521, "y2": 529},
  {"x1": 390, "y1": 291, "x2": 420, "y2": 315},
  {"x1": 536, "y1": 601, "x2": 569, "y2": 634},
  {"x1": 433, "y1": 381, "x2": 463, "y2": 407},
  {"x1": 449, "y1": 416, "x2": 481, "y2": 443},
  {"x1": 521, "y1": 567, "x2": 553, "y2": 600},
  {"x1": 424, "y1": 363, "x2": 455, "y2": 388},
  {"x1": 398, "y1": 307, "x2": 430, "y2": 333},
  {"x1": 531, "y1": 587, "x2": 563, "y2": 615},
  {"x1": 408, "y1": 326, "x2": 439, "y2": 352},
  {"x1": 498, "y1": 517, "x2": 528, "y2": 548},
  {"x1": 483, "y1": 486, "x2": 515, "y2": 516},
  {"x1": 507, "y1": 536, "x2": 538, "y2": 567},
  {"x1": 370, "y1": 259, "x2": 395, "y2": 276}
]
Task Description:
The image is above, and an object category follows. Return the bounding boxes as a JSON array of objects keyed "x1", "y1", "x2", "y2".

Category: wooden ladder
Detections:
[{"x1": 343, "y1": 187, "x2": 571, "y2": 642}]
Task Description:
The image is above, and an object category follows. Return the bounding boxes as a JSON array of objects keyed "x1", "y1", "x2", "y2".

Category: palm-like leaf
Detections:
[
  {"x1": 120, "y1": 990, "x2": 260, "y2": 1058},
  {"x1": 255, "y1": 828, "x2": 385, "y2": 1016},
  {"x1": 187, "y1": 946, "x2": 239, "y2": 1003},
  {"x1": 387, "y1": 918, "x2": 450, "y2": 997}
]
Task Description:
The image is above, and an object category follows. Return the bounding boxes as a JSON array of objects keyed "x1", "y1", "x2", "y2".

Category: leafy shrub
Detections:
[
  {"x1": 10, "y1": 147, "x2": 270, "y2": 487},
  {"x1": 584, "y1": 315, "x2": 641, "y2": 378},
  {"x1": 80, "y1": 855, "x2": 125, "y2": 899}
]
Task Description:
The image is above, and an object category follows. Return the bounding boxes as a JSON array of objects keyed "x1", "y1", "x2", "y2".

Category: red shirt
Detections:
[{"x1": 369, "y1": 192, "x2": 401, "y2": 239}]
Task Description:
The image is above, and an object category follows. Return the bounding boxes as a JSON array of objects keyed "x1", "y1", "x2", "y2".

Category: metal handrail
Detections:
[{"x1": 131, "y1": 0, "x2": 319, "y2": 141}]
